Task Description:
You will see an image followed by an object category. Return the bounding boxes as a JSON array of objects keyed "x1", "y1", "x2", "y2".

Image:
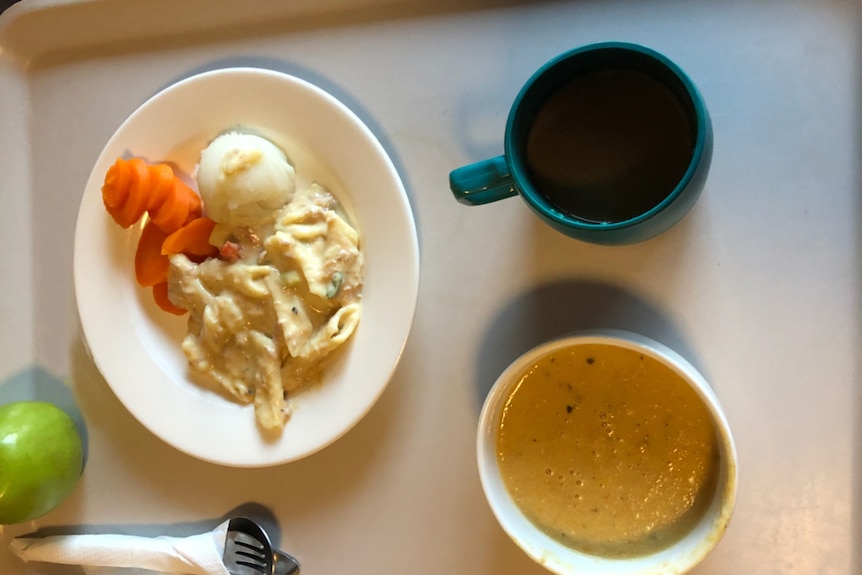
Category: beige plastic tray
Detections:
[{"x1": 0, "y1": 0, "x2": 859, "y2": 573}]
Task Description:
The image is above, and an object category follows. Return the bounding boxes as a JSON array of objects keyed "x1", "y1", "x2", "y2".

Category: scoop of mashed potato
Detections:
[{"x1": 197, "y1": 131, "x2": 295, "y2": 224}]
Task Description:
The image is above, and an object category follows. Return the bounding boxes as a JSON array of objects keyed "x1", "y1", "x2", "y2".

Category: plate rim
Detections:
[{"x1": 73, "y1": 66, "x2": 420, "y2": 467}]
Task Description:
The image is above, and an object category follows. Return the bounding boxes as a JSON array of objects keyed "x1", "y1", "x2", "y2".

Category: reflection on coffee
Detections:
[
  {"x1": 496, "y1": 343, "x2": 719, "y2": 558},
  {"x1": 525, "y1": 68, "x2": 695, "y2": 223}
]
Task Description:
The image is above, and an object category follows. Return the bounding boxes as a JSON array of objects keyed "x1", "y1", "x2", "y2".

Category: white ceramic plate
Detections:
[{"x1": 73, "y1": 68, "x2": 419, "y2": 467}]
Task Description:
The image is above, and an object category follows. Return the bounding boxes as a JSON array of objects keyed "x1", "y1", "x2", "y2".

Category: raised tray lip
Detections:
[
  {"x1": 1, "y1": 2, "x2": 859, "y2": 574},
  {"x1": 0, "y1": 0, "x2": 528, "y2": 70},
  {"x1": 0, "y1": 0, "x2": 415, "y2": 69},
  {"x1": 0, "y1": 0, "x2": 325, "y2": 68}
]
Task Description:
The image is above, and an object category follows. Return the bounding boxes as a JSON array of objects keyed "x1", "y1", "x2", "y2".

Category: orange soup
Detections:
[{"x1": 497, "y1": 342, "x2": 719, "y2": 558}]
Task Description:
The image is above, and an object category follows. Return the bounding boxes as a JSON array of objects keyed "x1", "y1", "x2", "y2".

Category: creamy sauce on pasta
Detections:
[
  {"x1": 168, "y1": 183, "x2": 363, "y2": 431},
  {"x1": 497, "y1": 343, "x2": 719, "y2": 557}
]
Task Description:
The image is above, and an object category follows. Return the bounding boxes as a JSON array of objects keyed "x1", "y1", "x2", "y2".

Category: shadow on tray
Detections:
[
  {"x1": 0, "y1": 364, "x2": 90, "y2": 465},
  {"x1": 471, "y1": 278, "x2": 701, "y2": 409}
]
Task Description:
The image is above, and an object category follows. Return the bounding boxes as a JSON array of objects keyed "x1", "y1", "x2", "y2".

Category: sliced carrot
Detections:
[
  {"x1": 102, "y1": 158, "x2": 131, "y2": 210},
  {"x1": 152, "y1": 281, "x2": 186, "y2": 315},
  {"x1": 149, "y1": 180, "x2": 190, "y2": 234},
  {"x1": 101, "y1": 156, "x2": 211, "y2": 316},
  {"x1": 134, "y1": 219, "x2": 170, "y2": 287},
  {"x1": 161, "y1": 217, "x2": 218, "y2": 258},
  {"x1": 145, "y1": 162, "x2": 176, "y2": 214},
  {"x1": 179, "y1": 178, "x2": 203, "y2": 221},
  {"x1": 102, "y1": 158, "x2": 204, "y2": 233},
  {"x1": 146, "y1": 172, "x2": 201, "y2": 233},
  {"x1": 113, "y1": 158, "x2": 151, "y2": 228}
]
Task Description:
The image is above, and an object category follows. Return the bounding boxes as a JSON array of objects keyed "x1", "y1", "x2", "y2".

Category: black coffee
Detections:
[{"x1": 525, "y1": 68, "x2": 695, "y2": 223}]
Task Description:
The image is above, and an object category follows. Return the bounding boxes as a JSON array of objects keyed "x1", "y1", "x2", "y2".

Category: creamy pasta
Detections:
[{"x1": 167, "y1": 182, "x2": 364, "y2": 431}]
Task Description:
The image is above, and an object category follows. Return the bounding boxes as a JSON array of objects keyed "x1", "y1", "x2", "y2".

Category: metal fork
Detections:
[
  {"x1": 224, "y1": 517, "x2": 273, "y2": 575},
  {"x1": 223, "y1": 517, "x2": 300, "y2": 575}
]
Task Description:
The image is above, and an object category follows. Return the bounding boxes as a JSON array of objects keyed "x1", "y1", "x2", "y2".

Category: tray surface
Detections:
[{"x1": 0, "y1": 0, "x2": 859, "y2": 574}]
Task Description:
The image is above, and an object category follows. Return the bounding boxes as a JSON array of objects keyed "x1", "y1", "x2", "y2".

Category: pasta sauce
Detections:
[
  {"x1": 168, "y1": 183, "x2": 364, "y2": 431},
  {"x1": 497, "y1": 343, "x2": 719, "y2": 557}
]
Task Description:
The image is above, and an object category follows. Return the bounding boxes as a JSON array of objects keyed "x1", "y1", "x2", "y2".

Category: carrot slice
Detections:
[
  {"x1": 113, "y1": 158, "x2": 151, "y2": 228},
  {"x1": 152, "y1": 281, "x2": 186, "y2": 315},
  {"x1": 101, "y1": 156, "x2": 210, "y2": 316},
  {"x1": 134, "y1": 220, "x2": 170, "y2": 287},
  {"x1": 102, "y1": 158, "x2": 131, "y2": 210},
  {"x1": 146, "y1": 163, "x2": 176, "y2": 214},
  {"x1": 162, "y1": 217, "x2": 218, "y2": 258},
  {"x1": 178, "y1": 178, "x2": 203, "y2": 221},
  {"x1": 102, "y1": 158, "x2": 203, "y2": 233},
  {"x1": 149, "y1": 180, "x2": 190, "y2": 234}
]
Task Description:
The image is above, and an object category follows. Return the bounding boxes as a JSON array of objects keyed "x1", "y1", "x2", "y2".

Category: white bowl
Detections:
[
  {"x1": 73, "y1": 67, "x2": 419, "y2": 467},
  {"x1": 477, "y1": 329, "x2": 737, "y2": 575}
]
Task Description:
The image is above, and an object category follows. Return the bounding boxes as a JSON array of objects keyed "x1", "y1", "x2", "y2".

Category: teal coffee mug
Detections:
[{"x1": 449, "y1": 42, "x2": 712, "y2": 245}]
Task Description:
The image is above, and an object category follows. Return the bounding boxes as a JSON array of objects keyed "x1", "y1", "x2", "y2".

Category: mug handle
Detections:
[{"x1": 449, "y1": 156, "x2": 518, "y2": 206}]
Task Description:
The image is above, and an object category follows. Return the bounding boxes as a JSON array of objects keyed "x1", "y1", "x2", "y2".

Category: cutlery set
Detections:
[{"x1": 223, "y1": 517, "x2": 300, "y2": 575}]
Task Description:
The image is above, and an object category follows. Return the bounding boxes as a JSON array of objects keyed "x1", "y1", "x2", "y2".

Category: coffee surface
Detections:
[
  {"x1": 525, "y1": 68, "x2": 695, "y2": 223},
  {"x1": 497, "y1": 343, "x2": 719, "y2": 558}
]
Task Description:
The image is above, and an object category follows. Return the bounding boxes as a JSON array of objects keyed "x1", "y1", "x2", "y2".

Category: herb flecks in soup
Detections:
[{"x1": 497, "y1": 343, "x2": 719, "y2": 558}]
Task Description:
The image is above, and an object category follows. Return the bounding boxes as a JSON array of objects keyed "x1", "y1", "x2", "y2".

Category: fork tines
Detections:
[
  {"x1": 225, "y1": 531, "x2": 270, "y2": 575},
  {"x1": 235, "y1": 539, "x2": 267, "y2": 571}
]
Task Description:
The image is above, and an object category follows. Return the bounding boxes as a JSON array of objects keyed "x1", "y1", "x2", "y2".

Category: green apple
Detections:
[{"x1": 0, "y1": 401, "x2": 84, "y2": 524}]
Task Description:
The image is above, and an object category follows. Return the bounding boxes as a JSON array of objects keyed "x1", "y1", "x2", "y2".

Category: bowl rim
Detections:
[{"x1": 476, "y1": 328, "x2": 738, "y2": 575}]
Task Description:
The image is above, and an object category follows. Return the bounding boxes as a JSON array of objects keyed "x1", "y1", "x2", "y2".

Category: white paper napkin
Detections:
[{"x1": 9, "y1": 520, "x2": 231, "y2": 575}]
